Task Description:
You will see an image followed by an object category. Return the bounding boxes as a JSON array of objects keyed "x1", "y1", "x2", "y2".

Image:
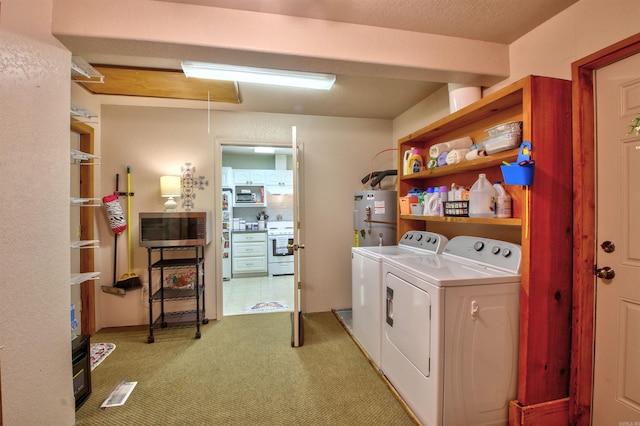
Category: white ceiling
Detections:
[{"x1": 58, "y1": 0, "x2": 579, "y2": 119}]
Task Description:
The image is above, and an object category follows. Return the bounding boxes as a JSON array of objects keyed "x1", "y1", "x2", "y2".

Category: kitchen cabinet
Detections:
[
  {"x1": 265, "y1": 170, "x2": 293, "y2": 186},
  {"x1": 233, "y1": 169, "x2": 266, "y2": 185},
  {"x1": 265, "y1": 170, "x2": 293, "y2": 194},
  {"x1": 231, "y1": 232, "x2": 268, "y2": 277},
  {"x1": 397, "y1": 76, "x2": 572, "y2": 415},
  {"x1": 222, "y1": 166, "x2": 233, "y2": 188},
  {"x1": 234, "y1": 169, "x2": 267, "y2": 207},
  {"x1": 146, "y1": 245, "x2": 207, "y2": 343}
]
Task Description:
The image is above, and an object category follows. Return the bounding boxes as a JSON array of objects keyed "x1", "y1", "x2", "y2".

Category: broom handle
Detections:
[
  {"x1": 127, "y1": 166, "x2": 133, "y2": 273},
  {"x1": 114, "y1": 173, "x2": 120, "y2": 281}
]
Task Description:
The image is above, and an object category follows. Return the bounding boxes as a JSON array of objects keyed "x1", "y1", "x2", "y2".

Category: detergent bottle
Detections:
[
  {"x1": 422, "y1": 188, "x2": 435, "y2": 216},
  {"x1": 469, "y1": 173, "x2": 496, "y2": 218},
  {"x1": 493, "y1": 181, "x2": 512, "y2": 218},
  {"x1": 403, "y1": 147, "x2": 423, "y2": 175},
  {"x1": 425, "y1": 187, "x2": 440, "y2": 216}
]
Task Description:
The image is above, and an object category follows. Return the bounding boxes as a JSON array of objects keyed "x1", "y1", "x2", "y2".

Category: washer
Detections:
[
  {"x1": 381, "y1": 236, "x2": 521, "y2": 426},
  {"x1": 351, "y1": 231, "x2": 448, "y2": 368}
]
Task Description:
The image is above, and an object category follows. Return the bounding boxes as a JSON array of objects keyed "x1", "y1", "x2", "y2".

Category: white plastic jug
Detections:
[
  {"x1": 493, "y1": 181, "x2": 512, "y2": 218},
  {"x1": 403, "y1": 148, "x2": 423, "y2": 175},
  {"x1": 425, "y1": 187, "x2": 441, "y2": 216},
  {"x1": 427, "y1": 185, "x2": 448, "y2": 217},
  {"x1": 422, "y1": 188, "x2": 435, "y2": 216},
  {"x1": 469, "y1": 173, "x2": 496, "y2": 218}
]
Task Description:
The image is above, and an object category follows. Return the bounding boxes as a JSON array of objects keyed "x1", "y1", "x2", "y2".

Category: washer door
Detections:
[{"x1": 384, "y1": 271, "x2": 432, "y2": 377}]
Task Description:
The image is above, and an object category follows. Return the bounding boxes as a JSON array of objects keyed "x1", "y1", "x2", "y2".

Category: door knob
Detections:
[
  {"x1": 596, "y1": 266, "x2": 615, "y2": 280},
  {"x1": 600, "y1": 241, "x2": 615, "y2": 253},
  {"x1": 288, "y1": 243, "x2": 305, "y2": 251}
]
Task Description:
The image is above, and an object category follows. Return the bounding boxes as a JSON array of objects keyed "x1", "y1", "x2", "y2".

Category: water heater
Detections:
[{"x1": 353, "y1": 190, "x2": 397, "y2": 247}]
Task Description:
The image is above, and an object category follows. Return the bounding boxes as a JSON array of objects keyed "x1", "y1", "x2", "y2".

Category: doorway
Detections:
[
  {"x1": 217, "y1": 142, "x2": 295, "y2": 317},
  {"x1": 571, "y1": 33, "x2": 640, "y2": 425}
]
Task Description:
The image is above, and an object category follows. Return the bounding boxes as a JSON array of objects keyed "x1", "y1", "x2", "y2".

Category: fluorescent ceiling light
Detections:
[
  {"x1": 181, "y1": 61, "x2": 335, "y2": 90},
  {"x1": 255, "y1": 147, "x2": 276, "y2": 154}
]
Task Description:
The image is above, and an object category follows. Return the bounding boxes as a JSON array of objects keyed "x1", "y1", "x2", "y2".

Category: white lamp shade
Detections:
[{"x1": 160, "y1": 175, "x2": 182, "y2": 197}]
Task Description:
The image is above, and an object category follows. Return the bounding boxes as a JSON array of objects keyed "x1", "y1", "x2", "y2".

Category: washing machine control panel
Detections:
[
  {"x1": 443, "y1": 236, "x2": 522, "y2": 273},
  {"x1": 399, "y1": 231, "x2": 449, "y2": 254}
]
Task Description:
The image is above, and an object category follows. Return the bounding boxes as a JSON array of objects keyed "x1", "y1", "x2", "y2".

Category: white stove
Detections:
[{"x1": 266, "y1": 221, "x2": 295, "y2": 276}]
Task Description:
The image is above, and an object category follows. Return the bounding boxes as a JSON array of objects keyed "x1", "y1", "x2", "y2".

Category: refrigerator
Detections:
[{"x1": 222, "y1": 189, "x2": 232, "y2": 280}]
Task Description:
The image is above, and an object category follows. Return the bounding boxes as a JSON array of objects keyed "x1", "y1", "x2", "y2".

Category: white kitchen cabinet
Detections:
[
  {"x1": 233, "y1": 169, "x2": 266, "y2": 185},
  {"x1": 265, "y1": 170, "x2": 293, "y2": 186},
  {"x1": 231, "y1": 232, "x2": 268, "y2": 277},
  {"x1": 222, "y1": 167, "x2": 233, "y2": 188}
]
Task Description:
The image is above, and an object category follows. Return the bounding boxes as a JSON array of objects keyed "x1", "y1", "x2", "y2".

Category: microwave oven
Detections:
[
  {"x1": 236, "y1": 192, "x2": 257, "y2": 203},
  {"x1": 139, "y1": 211, "x2": 211, "y2": 247}
]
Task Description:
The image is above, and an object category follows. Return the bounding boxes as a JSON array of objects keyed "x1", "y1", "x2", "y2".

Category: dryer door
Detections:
[{"x1": 384, "y1": 271, "x2": 432, "y2": 377}]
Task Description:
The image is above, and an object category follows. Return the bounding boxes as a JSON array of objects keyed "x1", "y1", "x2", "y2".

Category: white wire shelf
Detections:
[
  {"x1": 71, "y1": 150, "x2": 101, "y2": 163},
  {"x1": 70, "y1": 197, "x2": 101, "y2": 206},
  {"x1": 71, "y1": 240, "x2": 100, "y2": 249},
  {"x1": 70, "y1": 272, "x2": 101, "y2": 285}
]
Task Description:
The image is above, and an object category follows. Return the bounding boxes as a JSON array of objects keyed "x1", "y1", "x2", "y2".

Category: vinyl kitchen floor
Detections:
[{"x1": 223, "y1": 275, "x2": 295, "y2": 316}]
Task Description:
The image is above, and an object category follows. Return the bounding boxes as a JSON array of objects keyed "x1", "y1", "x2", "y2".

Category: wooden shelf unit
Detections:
[{"x1": 397, "y1": 75, "x2": 573, "y2": 417}]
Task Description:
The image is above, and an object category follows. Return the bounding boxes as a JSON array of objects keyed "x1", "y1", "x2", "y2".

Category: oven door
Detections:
[{"x1": 268, "y1": 235, "x2": 294, "y2": 260}]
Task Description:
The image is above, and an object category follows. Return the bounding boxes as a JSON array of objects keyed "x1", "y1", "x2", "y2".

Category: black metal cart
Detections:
[{"x1": 146, "y1": 245, "x2": 208, "y2": 343}]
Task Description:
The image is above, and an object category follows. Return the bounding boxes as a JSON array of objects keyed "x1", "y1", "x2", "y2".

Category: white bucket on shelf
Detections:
[{"x1": 448, "y1": 84, "x2": 481, "y2": 113}]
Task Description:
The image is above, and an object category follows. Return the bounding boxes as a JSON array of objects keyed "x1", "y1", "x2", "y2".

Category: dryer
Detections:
[
  {"x1": 351, "y1": 231, "x2": 448, "y2": 368},
  {"x1": 381, "y1": 236, "x2": 521, "y2": 426}
]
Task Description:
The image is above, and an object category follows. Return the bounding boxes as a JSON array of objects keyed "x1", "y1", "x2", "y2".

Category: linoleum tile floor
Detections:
[{"x1": 223, "y1": 275, "x2": 295, "y2": 316}]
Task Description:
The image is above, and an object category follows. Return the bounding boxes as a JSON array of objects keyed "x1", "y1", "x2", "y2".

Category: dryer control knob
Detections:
[
  {"x1": 473, "y1": 241, "x2": 484, "y2": 251},
  {"x1": 491, "y1": 246, "x2": 500, "y2": 255},
  {"x1": 415, "y1": 234, "x2": 423, "y2": 241},
  {"x1": 502, "y1": 248, "x2": 512, "y2": 257}
]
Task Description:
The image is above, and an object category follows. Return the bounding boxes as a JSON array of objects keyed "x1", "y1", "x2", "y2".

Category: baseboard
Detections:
[{"x1": 509, "y1": 397, "x2": 570, "y2": 426}]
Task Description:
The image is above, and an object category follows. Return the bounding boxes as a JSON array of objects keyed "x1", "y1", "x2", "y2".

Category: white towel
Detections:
[
  {"x1": 275, "y1": 236, "x2": 290, "y2": 255},
  {"x1": 465, "y1": 149, "x2": 487, "y2": 161},
  {"x1": 429, "y1": 136, "x2": 473, "y2": 158},
  {"x1": 446, "y1": 148, "x2": 470, "y2": 165}
]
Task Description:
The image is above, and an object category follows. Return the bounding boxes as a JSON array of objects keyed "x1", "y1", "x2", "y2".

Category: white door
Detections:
[
  {"x1": 291, "y1": 126, "x2": 305, "y2": 347},
  {"x1": 592, "y1": 52, "x2": 640, "y2": 423}
]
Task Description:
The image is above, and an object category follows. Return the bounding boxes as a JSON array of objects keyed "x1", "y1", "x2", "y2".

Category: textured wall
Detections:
[
  {"x1": 94, "y1": 105, "x2": 393, "y2": 327},
  {"x1": 0, "y1": 19, "x2": 76, "y2": 426}
]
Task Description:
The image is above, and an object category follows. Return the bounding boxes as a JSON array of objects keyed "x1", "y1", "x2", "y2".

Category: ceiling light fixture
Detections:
[
  {"x1": 181, "y1": 61, "x2": 336, "y2": 90},
  {"x1": 254, "y1": 147, "x2": 276, "y2": 154}
]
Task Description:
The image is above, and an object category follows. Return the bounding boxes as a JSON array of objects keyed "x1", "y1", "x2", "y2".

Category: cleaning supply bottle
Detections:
[
  {"x1": 423, "y1": 188, "x2": 435, "y2": 216},
  {"x1": 448, "y1": 183, "x2": 457, "y2": 201},
  {"x1": 469, "y1": 173, "x2": 496, "y2": 218},
  {"x1": 434, "y1": 185, "x2": 448, "y2": 217},
  {"x1": 493, "y1": 181, "x2": 512, "y2": 218},
  {"x1": 403, "y1": 148, "x2": 423, "y2": 175},
  {"x1": 426, "y1": 187, "x2": 440, "y2": 216}
]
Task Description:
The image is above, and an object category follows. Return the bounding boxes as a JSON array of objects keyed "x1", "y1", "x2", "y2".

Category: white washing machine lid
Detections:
[
  {"x1": 383, "y1": 255, "x2": 521, "y2": 288},
  {"x1": 352, "y1": 244, "x2": 428, "y2": 261},
  {"x1": 352, "y1": 230, "x2": 448, "y2": 261}
]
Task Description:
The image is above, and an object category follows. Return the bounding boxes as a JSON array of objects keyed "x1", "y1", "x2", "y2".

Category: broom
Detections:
[{"x1": 115, "y1": 166, "x2": 142, "y2": 289}]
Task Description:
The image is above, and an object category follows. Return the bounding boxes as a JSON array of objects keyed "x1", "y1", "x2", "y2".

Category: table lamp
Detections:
[{"x1": 160, "y1": 175, "x2": 181, "y2": 212}]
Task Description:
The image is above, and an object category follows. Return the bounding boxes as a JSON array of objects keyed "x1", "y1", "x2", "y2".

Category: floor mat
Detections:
[
  {"x1": 243, "y1": 301, "x2": 290, "y2": 314},
  {"x1": 90, "y1": 342, "x2": 116, "y2": 371}
]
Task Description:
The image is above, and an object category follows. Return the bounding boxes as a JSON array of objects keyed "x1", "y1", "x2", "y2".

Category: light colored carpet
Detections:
[{"x1": 75, "y1": 312, "x2": 417, "y2": 425}]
